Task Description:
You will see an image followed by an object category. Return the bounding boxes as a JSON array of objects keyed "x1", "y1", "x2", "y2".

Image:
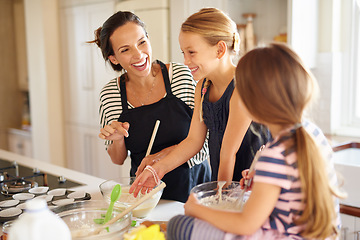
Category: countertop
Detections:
[{"x1": 0, "y1": 149, "x2": 184, "y2": 222}]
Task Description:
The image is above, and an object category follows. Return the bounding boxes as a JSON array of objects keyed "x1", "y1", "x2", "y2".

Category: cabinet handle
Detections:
[{"x1": 341, "y1": 227, "x2": 348, "y2": 240}]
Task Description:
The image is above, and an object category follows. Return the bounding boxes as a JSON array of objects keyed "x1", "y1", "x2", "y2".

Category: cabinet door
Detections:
[
  {"x1": 355, "y1": 217, "x2": 360, "y2": 240},
  {"x1": 8, "y1": 130, "x2": 33, "y2": 158},
  {"x1": 341, "y1": 213, "x2": 355, "y2": 240},
  {"x1": 116, "y1": 0, "x2": 170, "y2": 62},
  {"x1": 65, "y1": 124, "x2": 128, "y2": 179},
  {"x1": 60, "y1": 1, "x2": 116, "y2": 127}
]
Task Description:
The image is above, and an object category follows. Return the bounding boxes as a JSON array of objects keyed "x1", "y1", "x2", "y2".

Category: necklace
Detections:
[{"x1": 133, "y1": 77, "x2": 156, "y2": 106}]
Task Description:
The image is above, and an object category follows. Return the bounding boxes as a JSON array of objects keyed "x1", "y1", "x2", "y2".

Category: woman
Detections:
[
  {"x1": 130, "y1": 8, "x2": 270, "y2": 197},
  {"x1": 93, "y1": 11, "x2": 211, "y2": 203},
  {"x1": 167, "y1": 42, "x2": 344, "y2": 240}
]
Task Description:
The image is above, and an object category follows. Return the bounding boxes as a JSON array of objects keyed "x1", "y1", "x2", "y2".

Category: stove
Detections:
[{"x1": 0, "y1": 159, "x2": 91, "y2": 223}]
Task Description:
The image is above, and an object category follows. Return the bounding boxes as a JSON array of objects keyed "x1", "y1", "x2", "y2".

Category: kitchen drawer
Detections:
[{"x1": 7, "y1": 128, "x2": 33, "y2": 158}]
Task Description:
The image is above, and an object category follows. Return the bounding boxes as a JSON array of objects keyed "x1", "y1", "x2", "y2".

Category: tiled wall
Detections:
[{"x1": 310, "y1": 52, "x2": 333, "y2": 134}]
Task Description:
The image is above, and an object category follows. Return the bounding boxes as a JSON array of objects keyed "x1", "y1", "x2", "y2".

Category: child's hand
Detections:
[
  {"x1": 184, "y1": 193, "x2": 200, "y2": 217},
  {"x1": 240, "y1": 169, "x2": 255, "y2": 191}
]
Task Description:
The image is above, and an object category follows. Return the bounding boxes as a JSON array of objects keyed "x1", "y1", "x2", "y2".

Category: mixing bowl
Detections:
[
  {"x1": 99, "y1": 177, "x2": 163, "y2": 218},
  {"x1": 190, "y1": 181, "x2": 250, "y2": 211},
  {"x1": 52, "y1": 200, "x2": 131, "y2": 240}
]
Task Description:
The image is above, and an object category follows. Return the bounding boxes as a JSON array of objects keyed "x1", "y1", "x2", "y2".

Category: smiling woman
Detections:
[{"x1": 89, "y1": 11, "x2": 211, "y2": 203}]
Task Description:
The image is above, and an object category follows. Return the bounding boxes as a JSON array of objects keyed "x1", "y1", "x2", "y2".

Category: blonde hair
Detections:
[
  {"x1": 181, "y1": 8, "x2": 240, "y2": 54},
  {"x1": 182, "y1": 8, "x2": 240, "y2": 121},
  {"x1": 235, "y1": 42, "x2": 343, "y2": 239}
]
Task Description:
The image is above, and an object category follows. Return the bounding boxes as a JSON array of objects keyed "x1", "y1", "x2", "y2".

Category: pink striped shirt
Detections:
[{"x1": 253, "y1": 120, "x2": 340, "y2": 239}]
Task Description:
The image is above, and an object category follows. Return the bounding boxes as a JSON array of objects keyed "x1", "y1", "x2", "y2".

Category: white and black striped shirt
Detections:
[{"x1": 99, "y1": 62, "x2": 209, "y2": 167}]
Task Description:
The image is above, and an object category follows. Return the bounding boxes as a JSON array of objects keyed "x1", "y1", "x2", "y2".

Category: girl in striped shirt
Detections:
[{"x1": 167, "y1": 43, "x2": 345, "y2": 239}]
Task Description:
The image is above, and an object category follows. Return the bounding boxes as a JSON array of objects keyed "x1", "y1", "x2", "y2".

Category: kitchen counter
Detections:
[{"x1": 0, "y1": 149, "x2": 184, "y2": 222}]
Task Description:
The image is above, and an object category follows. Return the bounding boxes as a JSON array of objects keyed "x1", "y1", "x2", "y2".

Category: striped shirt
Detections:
[
  {"x1": 99, "y1": 62, "x2": 209, "y2": 167},
  {"x1": 254, "y1": 120, "x2": 340, "y2": 239}
]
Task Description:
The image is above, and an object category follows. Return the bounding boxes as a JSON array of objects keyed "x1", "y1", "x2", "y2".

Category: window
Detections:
[
  {"x1": 337, "y1": 0, "x2": 360, "y2": 136},
  {"x1": 354, "y1": 0, "x2": 360, "y2": 120}
]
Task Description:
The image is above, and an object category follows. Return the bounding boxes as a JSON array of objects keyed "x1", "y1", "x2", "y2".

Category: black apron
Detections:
[
  {"x1": 202, "y1": 79, "x2": 271, "y2": 181},
  {"x1": 118, "y1": 60, "x2": 211, "y2": 203}
]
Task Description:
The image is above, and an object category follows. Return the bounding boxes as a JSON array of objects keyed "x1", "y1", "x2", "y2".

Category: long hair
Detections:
[
  {"x1": 181, "y1": 7, "x2": 240, "y2": 55},
  {"x1": 88, "y1": 11, "x2": 147, "y2": 72},
  {"x1": 181, "y1": 8, "x2": 240, "y2": 121},
  {"x1": 235, "y1": 42, "x2": 343, "y2": 239}
]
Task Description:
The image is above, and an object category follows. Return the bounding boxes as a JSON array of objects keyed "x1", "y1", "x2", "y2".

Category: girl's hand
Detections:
[
  {"x1": 240, "y1": 169, "x2": 255, "y2": 191},
  {"x1": 129, "y1": 168, "x2": 159, "y2": 197},
  {"x1": 99, "y1": 121, "x2": 129, "y2": 141},
  {"x1": 184, "y1": 193, "x2": 200, "y2": 217},
  {"x1": 135, "y1": 146, "x2": 175, "y2": 176}
]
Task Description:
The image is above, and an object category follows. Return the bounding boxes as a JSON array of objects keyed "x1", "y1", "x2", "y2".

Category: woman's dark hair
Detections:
[{"x1": 89, "y1": 11, "x2": 147, "y2": 71}]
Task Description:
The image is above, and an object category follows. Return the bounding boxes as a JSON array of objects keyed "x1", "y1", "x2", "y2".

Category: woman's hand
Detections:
[
  {"x1": 135, "y1": 146, "x2": 176, "y2": 176},
  {"x1": 99, "y1": 121, "x2": 129, "y2": 141},
  {"x1": 184, "y1": 193, "x2": 200, "y2": 217}
]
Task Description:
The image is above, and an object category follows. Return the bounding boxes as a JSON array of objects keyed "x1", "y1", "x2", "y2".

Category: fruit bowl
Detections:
[
  {"x1": 52, "y1": 200, "x2": 131, "y2": 240},
  {"x1": 99, "y1": 177, "x2": 163, "y2": 218},
  {"x1": 190, "y1": 181, "x2": 249, "y2": 211}
]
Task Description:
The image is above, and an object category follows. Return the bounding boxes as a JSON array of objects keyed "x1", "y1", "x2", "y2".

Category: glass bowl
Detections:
[
  {"x1": 52, "y1": 200, "x2": 131, "y2": 240},
  {"x1": 99, "y1": 177, "x2": 163, "y2": 218},
  {"x1": 190, "y1": 181, "x2": 250, "y2": 211}
]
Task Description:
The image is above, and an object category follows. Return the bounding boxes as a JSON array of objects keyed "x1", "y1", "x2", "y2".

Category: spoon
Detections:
[
  {"x1": 104, "y1": 184, "x2": 121, "y2": 224},
  {"x1": 90, "y1": 181, "x2": 166, "y2": 236},
  {"x1": 236, "y1": 145, "x2": 265, "y2": 210}
]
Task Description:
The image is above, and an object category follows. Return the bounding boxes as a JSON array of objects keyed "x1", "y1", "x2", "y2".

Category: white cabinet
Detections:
[
  {"x1": 8, "y1": 128, "x2": 33, "y2": 158},
  {"x1": 340, "y1": 213, "x2": 360, "y2": 240},
  {"x1": 116, "y1": 0, "x2": 170, "y2": 62},
  {"x1": 60, "y1": 0, "x2": 129, "y2": 179},
  {"x1": 64, "y1": 124, "x2": 126, "y2": 179},
  {"x1": 356, "y1": 217, "x2": 360, "y2": 240}
]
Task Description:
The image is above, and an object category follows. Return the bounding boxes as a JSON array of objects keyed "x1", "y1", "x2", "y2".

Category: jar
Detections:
[{"x1": 1, "y1": 220, "x2": 13, "y2": 240}]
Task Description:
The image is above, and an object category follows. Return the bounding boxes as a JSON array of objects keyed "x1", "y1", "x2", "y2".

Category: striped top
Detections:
[
  {"x1": 254, "y1": 120, "x2": 340, "y2": 239},
  {"x1": 99, "y1": 62, "x2": 209, "y2": 167}
]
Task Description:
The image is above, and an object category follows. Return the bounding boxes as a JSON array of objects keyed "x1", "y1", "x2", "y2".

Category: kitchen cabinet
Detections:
[
  {"x1": 60, "y1": 0, "x2": 130, "y2": 179},
  {"x1": 340, "y1": 213, "x2": 360, "y2": 240},
  {"x1": 170, "y1": 0, "x2": 317, "y2": 68},
  {"x1": 7, "y1": 128, "x2": 32, "y2": 158},
  {"x1": 13, "y1": 0, "x2": 28, "y2": 91},
  {"x1": 116, "y1": 0, "x2": 170, "y2": 62}
]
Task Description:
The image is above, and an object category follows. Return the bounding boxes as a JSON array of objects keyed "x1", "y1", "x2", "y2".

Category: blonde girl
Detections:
[
  {"x1": 130, "y1": 8, "x2": 269, "y2": 196},
  {"x1": 167, "y1": 42, "x2": 344, "y2": 240}
]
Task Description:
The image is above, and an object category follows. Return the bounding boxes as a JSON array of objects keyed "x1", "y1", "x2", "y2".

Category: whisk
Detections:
[{"x1": 237, "y1": 145, "x2": 265, "y2": 210}]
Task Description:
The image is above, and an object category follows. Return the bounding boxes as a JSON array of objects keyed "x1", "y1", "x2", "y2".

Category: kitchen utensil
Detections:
[
  {"x1": 99, "y1": 177, "x2": 164, "y2": 218},
  {"x1": 104, "y1": 184, "x2": 121, "y2": 224},
  {"x1": 217, "y1": 181, "x2": 226, "y2": 203},
  {"x1": 92, "y1": 182, "x2": 166, "y2": 236},
  {"x1": 243, "y1": 13, "x2": 256, "y2": 52},
  {"x1": 237, "y1": 145, "x2": 265, "y2": 210},
  {"x1": 145, "y1": 120, "x2": 160, "y2": 156},
  {"x1": 52, "y1": 200, "x2": 131, "y2": 240},
  {"x1": 191, "y1": 181, "x2": 244, "y2": 211}
]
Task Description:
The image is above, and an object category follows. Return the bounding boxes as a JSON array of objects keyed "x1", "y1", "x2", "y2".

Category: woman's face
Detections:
[
  {"x1": 179, "y1": 31, "x2": 219, "y2": 81},
  {"x1": 109, "y1": 22, "x2": 152, "y2": 78}
]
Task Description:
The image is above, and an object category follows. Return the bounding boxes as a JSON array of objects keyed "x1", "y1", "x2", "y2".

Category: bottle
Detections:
[
  {"x1": 21, "y1": 94, "x2": 31, "y2": 131},
  {"x1": 8, "y1": 199, "x2": 71, "y2": 240}
]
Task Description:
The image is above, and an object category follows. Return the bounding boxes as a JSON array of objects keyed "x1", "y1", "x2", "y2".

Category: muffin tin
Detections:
[{"x1": 0, "y1": 187, "x2": 91, "y2": 223}]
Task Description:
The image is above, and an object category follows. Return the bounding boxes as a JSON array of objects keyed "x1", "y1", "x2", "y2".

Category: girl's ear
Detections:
[
  {"x1": 108, "y1": 55, "x2": 119, "y2": 65},
  {"x1": 216, "y1": 40, "x2": 227, "y2": 59}
]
